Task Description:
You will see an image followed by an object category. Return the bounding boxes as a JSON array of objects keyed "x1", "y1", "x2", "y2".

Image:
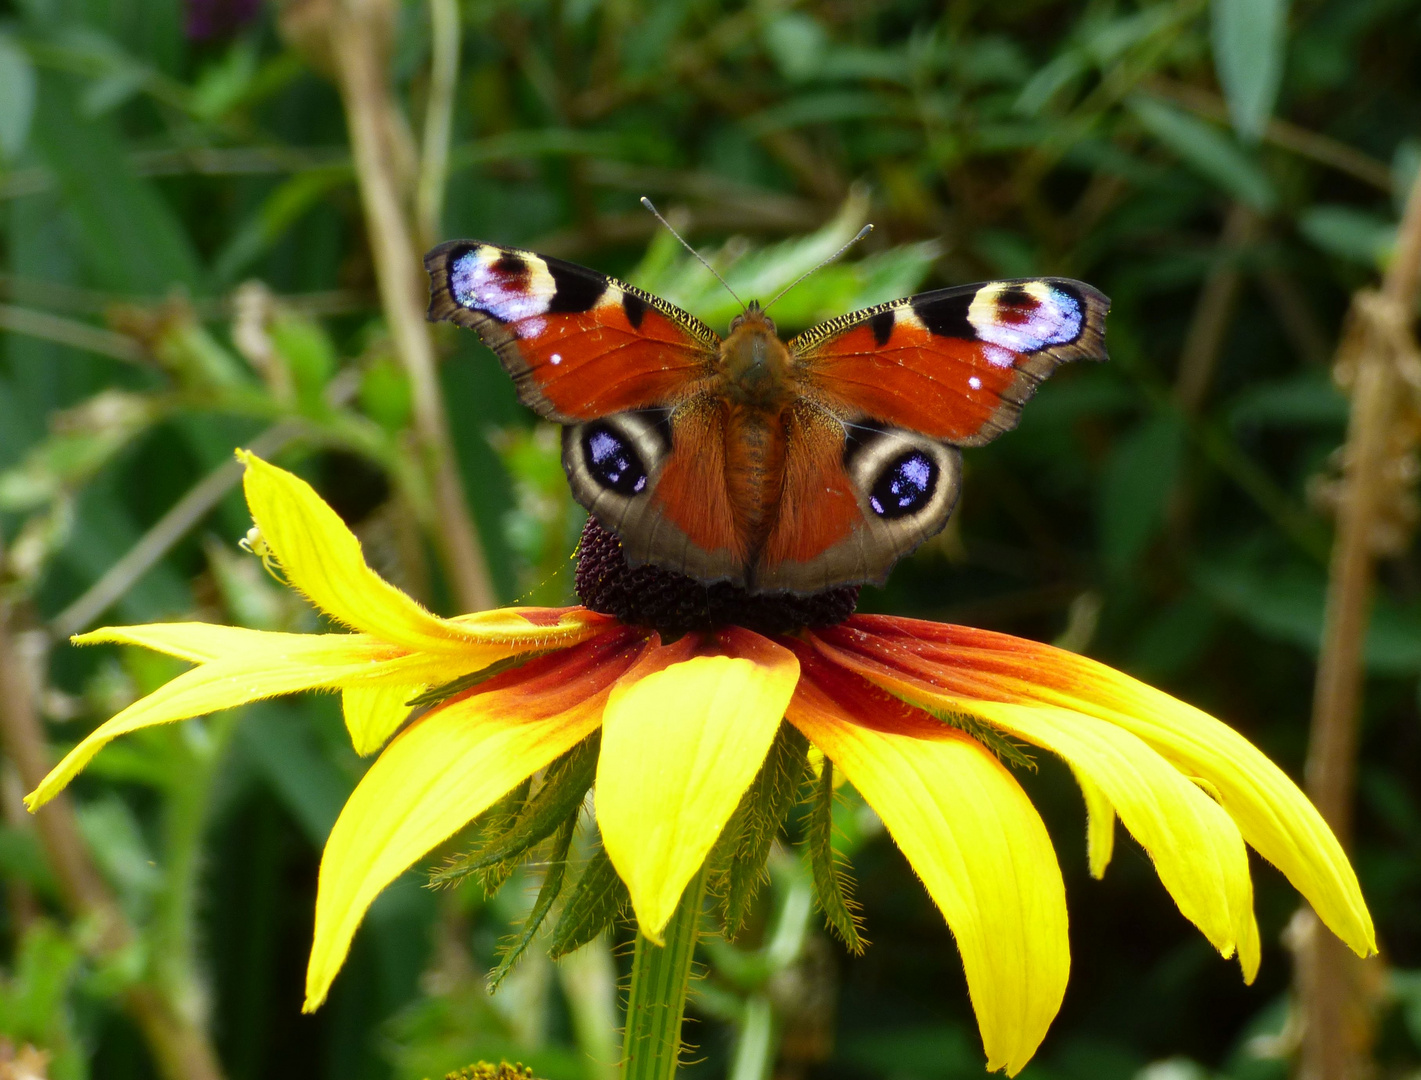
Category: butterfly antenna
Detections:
[
  {"x1": 762, "y1": 223, "x2": 874, "y2": 315},
  {"x1": 640, "y1": 196, "x2": 747, "y2": 313}
]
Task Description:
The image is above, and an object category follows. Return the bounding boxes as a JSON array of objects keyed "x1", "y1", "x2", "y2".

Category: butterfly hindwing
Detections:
[
  {"x1": 425, "y1": 241, "x2": 719, "y2": 423},
  {"x1": 757, "y1": 418, "x2": 964, "y2": 593},
  {"x1": 562, "y1": 401, "x2": 745, "y2": 584},
  {"x1": 791, "y1": 277, "x2": 1109, "y2": 447}
]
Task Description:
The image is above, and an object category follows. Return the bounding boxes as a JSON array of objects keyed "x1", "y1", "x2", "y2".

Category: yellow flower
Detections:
[{"x1": 26, "y1": 452, "x2": 1375, "y2": 1076}]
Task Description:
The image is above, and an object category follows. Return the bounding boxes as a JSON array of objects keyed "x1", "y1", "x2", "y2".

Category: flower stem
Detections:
[{"x1": 622, "y1": 865, "x2": 708, "y2": 1080}]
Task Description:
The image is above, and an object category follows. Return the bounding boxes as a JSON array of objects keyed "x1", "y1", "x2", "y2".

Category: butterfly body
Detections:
[{"x1": 426, "y1": 240, "x2": 1109, "y2": 595}]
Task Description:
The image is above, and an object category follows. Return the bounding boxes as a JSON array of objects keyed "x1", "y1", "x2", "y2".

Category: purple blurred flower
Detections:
[{"x1": 186, "y1": 0, "x2": 261, "y2": 41}]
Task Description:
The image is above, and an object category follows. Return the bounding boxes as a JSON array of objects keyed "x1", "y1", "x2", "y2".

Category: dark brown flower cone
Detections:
[{"x1": 574, "y1": 515, "x2": 859, "y2": 637}]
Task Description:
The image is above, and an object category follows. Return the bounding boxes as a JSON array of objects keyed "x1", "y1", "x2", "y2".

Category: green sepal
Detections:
[
  {"x1": 905, "y1": 697, "x2": 1036, "y2": 771},
  {"x1": 430, "y1": 734, "x2": 599, "y2": 892},
  {"x1": 487, "y1": 814, "x2": 577, "y2": 991},
  {"x1": 804, "y1": 759, "x2": 863, "y2": 954},
  {"x1": 405, "y1": 652, "x2": 551, "y2": 712},
  {"x1": 708, "y1": 722, "x2": 808, "y2": 939},
  {"x1": 547, "y1": 845, "x2": 628, "y2": 959}
]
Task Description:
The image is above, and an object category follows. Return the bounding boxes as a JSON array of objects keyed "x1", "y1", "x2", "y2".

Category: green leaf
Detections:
[
  {"x1": 0, "y1": 390, "x2": 157, "y2": 512},
  {"x1": 429, "y1": 734, "x2": 598, "y2": 891},
  {"x1": 1127, "y1": 94, "x2": 1277, "y2": 212},
  {"x1": 211, "y1": 165, "x2": 352, "y2": 284},
  {"x1": 0, "y1": 827, "x2": 59, "y2": 899},
  {"x1": 1014, "y1": 53, "x2": 1086, "y2": 115},
  {"x1": 1098, "y1": 410, "x2": 1188, "y2": 578},
  {"x1": 1226, "y1": 370, "x2": 1348, "y2": 429},
  {"x1": 237, "y1": 702, "x2": 356, "y2": 845},
  {"x1": 190, "y1": 38, "x2": 259, "y2": 122},
  {"x1": 0, "y1": 921, "x2": 86, "y2": 1079},
  {"x1": 709, "y1": 722, "x2": 809, "y2": 939},
  {"x1": 629, "y1": 188, "x2": 876, "y2": 330},
  {"x1": 547, "y1": 846, "x2": 629, "y2": 959},
  {"x1": 762, "y1": 13, "x2": 829, "y2": 82},
  {"x1": 803, "y1": 760, "x2": 863, "y2": 953},
  {"x1": 0, "y1": 32, "x2": 36, "y2": 162},
  {"x1": 1211, "y1": 0, "x2": 1289, "y2": 143},
  {"x1": 1195, "y1": 558, "x2": 1421, "y2": 674},
  {"x1": 31, "y1": 72, "x2": 202, "y2": 293},
  {"x1": 1298, "y1": 205, "x2": 1396, "y2": 268},
  {"x1": 487, "y1": 816, "x2": 577, "y2": 991},
  {"x1": 360, "y1": 356, "x2": 414, "y2": 434},
  {"x1": 270, "y1": 310, "x2": 337, "y2": 409},
  {"x1": 1393, "y1": 139, "x2": 1421, "y2": 214}
]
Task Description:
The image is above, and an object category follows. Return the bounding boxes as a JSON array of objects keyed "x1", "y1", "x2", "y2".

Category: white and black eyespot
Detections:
[
  {"x1": 449, "y1": 245, "x2": 556, "y2": 326},
  {"x1": 967, "y1": 280, "x2": 1083, "y2": 353},
  {"x1": 562, "y1": 411, "x2": 671, "y2": 511},
  {"x1": 844, "y1": 427, "x2": 961, "y2": 534}
]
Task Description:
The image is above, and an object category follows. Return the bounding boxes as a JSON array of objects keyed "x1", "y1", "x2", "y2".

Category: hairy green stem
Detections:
[{"x1": 622, "y1": 865, "x2": 708, "y2": 1080}]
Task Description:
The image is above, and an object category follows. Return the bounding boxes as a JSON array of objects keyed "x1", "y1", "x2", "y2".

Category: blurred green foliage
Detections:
[{"x1": 1, "y1": 0, "x2": 1420, "y2": 1078}]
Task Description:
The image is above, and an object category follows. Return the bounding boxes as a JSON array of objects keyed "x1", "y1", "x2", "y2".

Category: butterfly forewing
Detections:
[
  {"x1": 425, "y1": 241, "x2": 719, "y2": 423},
  {"x1": 791, "y1": 277, "x2": 1110, "y2": 447}
]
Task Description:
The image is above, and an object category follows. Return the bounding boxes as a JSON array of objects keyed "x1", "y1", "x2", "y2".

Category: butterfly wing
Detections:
[
  {"x1": 556, "y1": 401, "x2": 748, "y2": 584},
  {"x1": 751, "y1": 278, "x2": 1109, "y2": 592},
  {"x1": 791, "y1": 277, "x2": 1110, "y2": 446},
  {"x1": 425, "y1": 241, "x2": 719, "y2": 422},
  {"x1": 427, "y1": 241, "x2": 750, "y2": 581}
]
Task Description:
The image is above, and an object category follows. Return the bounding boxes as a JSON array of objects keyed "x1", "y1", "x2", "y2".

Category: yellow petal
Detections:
[
  {"x1": 787, "y1": 657, "x2": 1067, "y2": 1077},
  {"x1": 74, "y1": 621, "x2": 308, "y2": 663},
  {"x1": 596, "y1": 629, "x2": 798, "y2": 942},
  {"x1": 1072, "y1": 766, "x2": 1116, "y2": 880},
  {"x1": 343, "y1": 683, "x2": 422, "y2": 756},
  {"x1": 33, "y1": 624, "x2": 517, "y2": 809},
  {"x1": 304, "y1": 632, "x2": 648, "y2": 1010},
  {"x1": 241, "y1": 450, "x2": 460, "y2": 647},
  {"x1": 28, "y1": 641, "x2": 387, "y2": 811},
  {"x1": 1088, "y1": 688, "x2": 1368, "y2": 962},
  {"x1": 79, "y1": 622, "x2": 545, "y2": 695},
  {"x1": 811, "y1": 618, "x2": 1375, "y2": 958},
  {"x1": 964, "y1": 700, "x2": 1257, "y2": 980},
  {"x1": 75, "y1": 623, "x2": 397, "y2": 664},
  {"x1": 240, "y1": 453, "x2": 606, "y2": 656}
]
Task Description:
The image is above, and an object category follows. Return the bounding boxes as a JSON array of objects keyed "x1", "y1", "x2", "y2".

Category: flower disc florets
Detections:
[{"x1": 573, "y1": 515, "x2": 860, "y2": 637}]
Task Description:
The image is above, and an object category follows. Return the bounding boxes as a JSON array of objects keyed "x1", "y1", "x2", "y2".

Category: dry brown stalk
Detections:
[
  {"x1": 328, "y1": 0, "x2": 496, "y2": 612},
  {"x1": 0, "y1": 545, "x2": 226, "y2": 1080},
  {"x1": 1295, "y1": 167, "x2": 1421, "y2": 1080}
]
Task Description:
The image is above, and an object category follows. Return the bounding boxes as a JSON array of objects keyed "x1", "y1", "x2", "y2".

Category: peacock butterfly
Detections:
[{"x1": 424, "y1": 236, "x2": 1109, "y2": 595}]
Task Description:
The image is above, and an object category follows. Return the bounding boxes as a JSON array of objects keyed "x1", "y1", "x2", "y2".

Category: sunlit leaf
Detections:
[
  {"x1": 1298, "y1": 205, "x2": 1396, "y2": 268},
  {"x1": 1211, "y1": 0, "x2": 1289, "y2": 143},
  {"x1": 0, "y1": 32, "x2": 36, "y2": 161},
  {"x1": 1127, "y1": 94, "x2": 1278, "y2": 211}
]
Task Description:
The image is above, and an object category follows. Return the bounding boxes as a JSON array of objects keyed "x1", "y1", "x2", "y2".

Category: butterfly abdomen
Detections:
[{"x1": 721, "y1": 402, "x2": 788, "y2": 556}]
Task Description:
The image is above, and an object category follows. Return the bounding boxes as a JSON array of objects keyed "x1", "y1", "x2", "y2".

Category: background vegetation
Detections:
[{"x1": 0, "y1": 0, "x2": 1419, "y2": 1078}]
